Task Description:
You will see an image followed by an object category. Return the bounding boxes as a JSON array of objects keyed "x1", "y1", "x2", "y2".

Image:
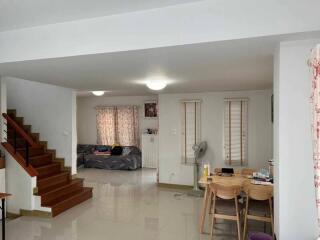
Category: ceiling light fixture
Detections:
[
  {"x1": 146, "y1": 80, "x2": 167, "y2": 91},
  {"x1": 92, "y1": 91, "x2": 105, "y2": 96}
]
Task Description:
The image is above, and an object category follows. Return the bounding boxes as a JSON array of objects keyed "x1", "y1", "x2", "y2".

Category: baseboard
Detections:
[
  {"x1": 20, "y1": 209, "x2": 52, "y2": 218},
  {"x1": 6, "y1": 211, "x2": 21, "y2": 219},
  {"x1": 33, "y1": 187, "x2": 38, "y2": 194},
  {"x1": 72, "y1": 173, "x2": 78, "y2": 179},
  {"x1": 157, "y1": 183, "x2": 193, "y2": 190}
]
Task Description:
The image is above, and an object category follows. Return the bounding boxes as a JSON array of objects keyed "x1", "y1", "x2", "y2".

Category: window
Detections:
[
  {"x1": 181, "y1": 100, "x2": 201, "y2": 164},
  {"x1": 96, "y1": 106, "x2": 139, "y2": 147},
  {"x1": 224, "y1": 98, "x2": 248, "y2": 166}
]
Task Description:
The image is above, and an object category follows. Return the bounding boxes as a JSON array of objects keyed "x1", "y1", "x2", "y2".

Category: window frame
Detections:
[
  {"x1": 223, "y1": 98, "x2": 249, "y2": 166},
  {"x1": 181, "y1": 99, "x2": 202, "y2": 165}
]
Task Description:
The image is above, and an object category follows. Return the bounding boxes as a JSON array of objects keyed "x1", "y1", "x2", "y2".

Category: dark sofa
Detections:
[{"x1": 77, "y1": 144, "x2": 142, "y2": 170}]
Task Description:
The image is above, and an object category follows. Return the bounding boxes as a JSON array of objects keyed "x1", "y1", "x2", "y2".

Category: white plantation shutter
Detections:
[
  {"x1": 224, "y1": 98, "x2": 248, "y2": 166},
  {"x1": 181, "y1": 100, "x2": 201, "y2": 165}
]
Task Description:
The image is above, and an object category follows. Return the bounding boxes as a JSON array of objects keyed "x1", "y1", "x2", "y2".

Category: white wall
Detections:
[
  {"x1": 1, "y1": 0, "x2": 320, "y2": 63},
  {"x1": 273, "y1": 45, "x2": 280, "y2": 237},
  {"x1": 5, "y1": 153, "x2": 35, "y2": 214},
  {"x1": 5, "y1": 153, "x2": 50, "y2": 214},
  {"x1": 274, "y1": 39, "x2": 319, "y2": 239},
  {"x1": 5, "y1": 77, "x2": 78, "y2": 174},
  {"x1": 77, "y1": 95, "x2": 158, "y2": 144},
  {"x1": 158, "y1": 90, "x2": 273, "y2": 186},
  {"x1": 0, "y1": 78, "x2": 7, "y2": 142}
]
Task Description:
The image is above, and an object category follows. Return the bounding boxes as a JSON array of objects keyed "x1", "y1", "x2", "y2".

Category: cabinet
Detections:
[{"x1": 141, "y1": 134, "x2": 158, "y2": 168}]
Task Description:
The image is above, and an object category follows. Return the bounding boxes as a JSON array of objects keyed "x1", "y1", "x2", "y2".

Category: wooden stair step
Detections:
[
  {"x1": 38, "y1": 178, "x2": 84, "y2": 196},
  {"x1": 7, "y1": 109, "x2": 16, "y2": 118},
  {"x1": 30, "y1": 133, "x2": 40, "y2": 142},
  {"x1": 36, "y1": 163, "x2": 61, "y2": 179},
  {"x1": 37, "y1": 171, "x2": 70, "y2": 192},
  {"x1": 14, "y1": 117, "x2": 24, "y2": 125},
  {"x1": 22, "y1": 125, "x2": 31, "y2": 134},
  {"x1": 1, "y1": 142, "x2": 38, "y2": 177},
  {"x1": 37, "y1": 180, "x2": 72, "y2": 195},
  {"x1": 17, "y1": 146, "x2": 45, "y2": 157},
  {"x1": 40, "y1": 179, "x2": 84, "y2": 205},
  {"x1": 3, "y1": 109, "x2": 93, "y2": 218},
  {"x1": 30, "y1": 153, "x2": 52, "y2": 167},
  {"x1": 8, "y1": 138, "x2": 28, "y2": 148},
  {"x1": 43, "y1": 188, "x2": 83, "y2": 206},
  {"x1": 6, "y1": 128, "x2": 15, "y2": 138},
  {"x1": 46, "y1": 187, "x2": 92, "y2": 217}
]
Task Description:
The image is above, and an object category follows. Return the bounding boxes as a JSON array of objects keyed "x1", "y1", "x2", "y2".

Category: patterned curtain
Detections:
[
  {"x1": 96, "y1": 106, "x2": 139, "y2": 147},
  {"x1": 116, "y1": 106, "x2": 139, "y2": 147},
  {"x1": 96, "y1": 107, "x2": 116, "y2": 145},
  {"x1": 310, "y1": 45, "x2": 320, "y2": 228}
]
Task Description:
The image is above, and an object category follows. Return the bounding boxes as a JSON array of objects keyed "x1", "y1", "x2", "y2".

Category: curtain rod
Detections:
[
  {"x1": 180, "y1": 99, "x2": 202, "y2": 103},
  {"x1": 224, "y1": 98, "x2": 249, "y2": 101},
  {"x1": 95, "y1": 105, "x2": 140, "y2": 109}
]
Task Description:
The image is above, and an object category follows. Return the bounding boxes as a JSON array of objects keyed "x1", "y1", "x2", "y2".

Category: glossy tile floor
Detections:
[{"x1": 6, "y1": 169, "x2": 267, "y2": 240}]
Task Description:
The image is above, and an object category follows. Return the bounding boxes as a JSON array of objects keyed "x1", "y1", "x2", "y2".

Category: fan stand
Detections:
[{"x1": 187, "y1": 162, "x2": 204, "y2": 197}]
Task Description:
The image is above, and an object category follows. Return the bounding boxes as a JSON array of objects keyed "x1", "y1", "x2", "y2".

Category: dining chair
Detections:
[
  {"x1": 242, "y1": 184, "x2": 274, "y2": 240},
  {"x1": 208, "y1": 169, "x2": 221, "y2": 215},
  {"x1": 209, "y1": 183, "x2": 242, "y2": 240},
  {"x1": 241, "y1": 168, "x2": 256, "y2": 176}
]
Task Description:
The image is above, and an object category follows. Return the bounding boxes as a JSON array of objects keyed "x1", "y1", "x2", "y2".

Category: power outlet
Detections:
[{"x1": 169, "y1": 172, "x2": 175, "y2": 181}]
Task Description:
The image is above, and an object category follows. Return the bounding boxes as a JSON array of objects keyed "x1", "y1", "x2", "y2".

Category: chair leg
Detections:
[
  {"x1": 210, "y1": 213, "x2": 215, "y2": 239},
  {"x1": 235, "y1": 198, "x2": 241, "y2": 240},
  {"x1": 269, "y1": 198, "x2": 274, "y2": 239},
  {"x1": 208, "y1": 192, "x2": 213, "y2": 214},
  {"x1": 237, "y1": 216, "x2": 241, "y2": 240},
  {"x1": 242, "y1": 197, "x2": 249, "y2": 240},
  {"x1": 210, "y1": 195, "x2": 216, "y2": 239}
]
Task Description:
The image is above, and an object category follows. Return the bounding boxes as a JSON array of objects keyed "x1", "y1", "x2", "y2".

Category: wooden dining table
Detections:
[{"x1": 198, "y1": 174, "x2": 273, "y2": 234}]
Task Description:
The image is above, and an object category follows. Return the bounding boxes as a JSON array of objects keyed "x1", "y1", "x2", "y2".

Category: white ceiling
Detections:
[
  {"x1": 0, "y1": 36, "x2": 278, "y2": 96},
  {"x1": 2, "y1": 32, "x2": 320, "y2": 96},
  {"x1": 0, "y1": 0, "x2": 201, "y2": 32}
]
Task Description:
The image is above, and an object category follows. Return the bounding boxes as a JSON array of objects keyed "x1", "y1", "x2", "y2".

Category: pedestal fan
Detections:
[{"x1": 188, "y1": 141, "x2": 207, "y2": 197}]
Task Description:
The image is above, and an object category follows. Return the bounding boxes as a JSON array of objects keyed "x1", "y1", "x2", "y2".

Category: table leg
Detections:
[
  {"x1": 199, "y1": 185, "x2": 210, "y2": 234},
  {"x1": 2, "y1": 199, "x2": 4, "y2": 240}
]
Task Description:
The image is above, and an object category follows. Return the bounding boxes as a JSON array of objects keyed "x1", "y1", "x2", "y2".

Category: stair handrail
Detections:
[
  {"x1": 1, "y1": 113, "x2": 39, "y2": 176},
  {"x1": 2, "y1": 113, "x2": 36, "y2": 147}
]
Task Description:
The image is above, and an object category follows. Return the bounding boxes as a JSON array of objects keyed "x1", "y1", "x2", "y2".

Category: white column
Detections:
[
  {"x1": 0, "y1": 77, "x2": 7, "y2": 218},
  {"x1": 71, "y1": 91, "x2": 77, "y2": 175},
  {"x1": 0, "y1": 77, "x2": 6, "y2": 142},
  {"x1": 274, "y1": 39, "x2": 320, "y2": 239}
]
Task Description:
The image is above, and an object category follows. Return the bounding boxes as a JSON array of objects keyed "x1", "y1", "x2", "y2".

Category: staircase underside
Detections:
[{"x1": 4, "y1": 109, "x2": 92, "y2": 217}]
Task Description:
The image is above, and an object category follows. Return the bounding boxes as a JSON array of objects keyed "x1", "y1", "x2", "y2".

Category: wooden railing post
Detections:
[
  {"x1": 2, "y1": 113, "x2": 35, "y2": 147},
  {"x1": 25, "y1": 140, "x2": 29, "y2": 167},
  {"x1": 2, "y1": 113, "x2": 36, "y2": 168},
  {"x1": 13, "y1": 129, "x2": 17, "y2": 153}
]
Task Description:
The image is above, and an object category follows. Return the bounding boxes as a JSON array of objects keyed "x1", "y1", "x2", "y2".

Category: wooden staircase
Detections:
[{"x1": 2, "y1": 109, "x2": 92, "y2": 217}]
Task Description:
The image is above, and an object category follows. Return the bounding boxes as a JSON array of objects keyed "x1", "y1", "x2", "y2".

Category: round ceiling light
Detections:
[
  {"x1": 92, "y1": 91, "x2": 105, "y2": 96},
  {"x1": 146, "y1": 80, "x2": 167, "y2": 91}
]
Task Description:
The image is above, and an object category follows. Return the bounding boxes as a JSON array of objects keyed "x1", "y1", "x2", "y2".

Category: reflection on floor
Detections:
[{"x1": 5, "y1": 168, "x2": 269, "y2": 240}]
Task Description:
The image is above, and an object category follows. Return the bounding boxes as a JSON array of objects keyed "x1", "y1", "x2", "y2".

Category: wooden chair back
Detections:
[
  {"x1": 244, "y1": 184, "x2": 273, "y2": 201},
  {"x1": 210, "y1": 183, "x2": 241, "y2": 200}
]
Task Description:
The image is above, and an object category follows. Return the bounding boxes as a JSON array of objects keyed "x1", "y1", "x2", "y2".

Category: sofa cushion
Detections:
[
  {"x1": 111, "y1": 146, "x2": 123, "y2": 155},
  {"x1": 95, "y1": 145, "x2": 111, "y2": 152},
  {"x1": 77, "y1": 144, "x2": 95, "y2": 154}
]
